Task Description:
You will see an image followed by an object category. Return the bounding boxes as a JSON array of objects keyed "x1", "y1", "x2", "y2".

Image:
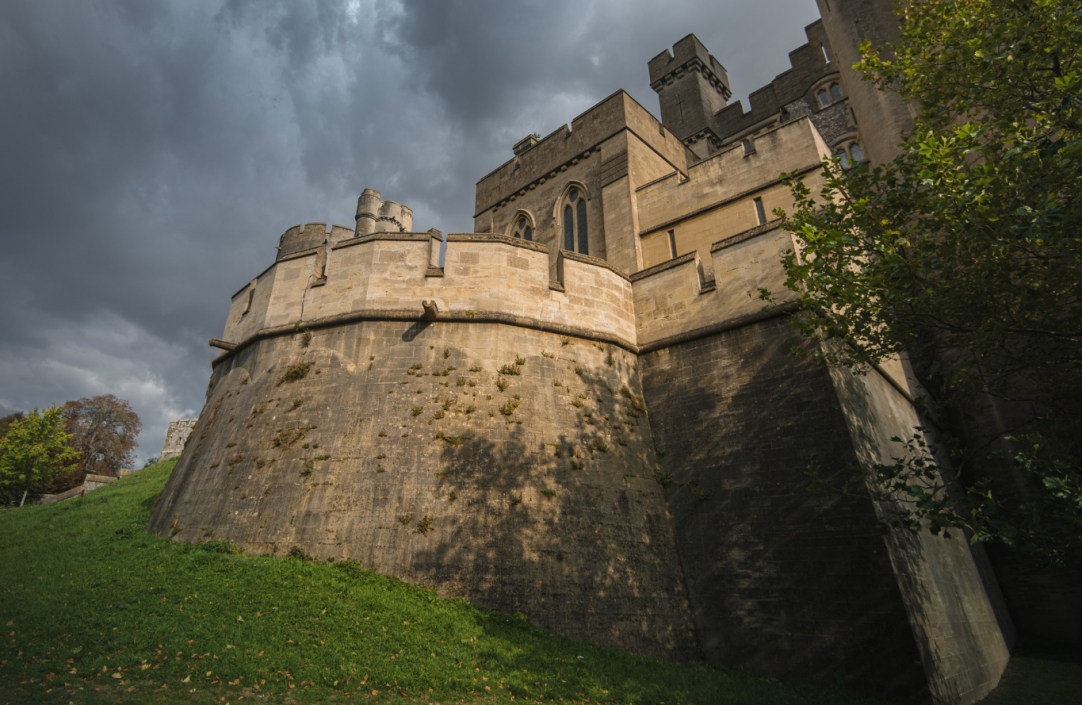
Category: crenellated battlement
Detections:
[
  {"x1": 219, "y1": 194, "x2": 809, "y2": 362},
  {"x1": 631, "y1": 223, "x2": 799, "y2": 350},
  {"x1": 219, "y1": 225, "x2": 637, "y2": 360},
  {"x1": 277, "y1": 222, "x2": 355, "y2": 261}
]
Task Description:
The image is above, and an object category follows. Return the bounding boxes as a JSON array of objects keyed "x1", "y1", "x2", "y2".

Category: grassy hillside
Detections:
[{"x1": 0, "y1": 461, "x2": 887, "y2": 704}]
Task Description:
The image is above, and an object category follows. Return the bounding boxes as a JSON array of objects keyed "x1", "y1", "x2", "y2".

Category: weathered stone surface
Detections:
[
  {"x1": 160, "y1": 419, "x2": 197, "y2": 461},
  {"x1": 150, "y1": 320, "x2": 697, "y2": 660}
]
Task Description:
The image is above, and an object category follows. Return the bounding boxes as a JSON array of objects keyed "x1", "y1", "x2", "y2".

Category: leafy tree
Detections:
[
  {"x1": 0, "y1": 412, "x2": 25, "y2": 441},
  {"x1": 771, "y1": 0, "x2": 1082, "y2": 564},
  {"x1": 62, "y1": 395, "x2": 141, "y2": 480},
  {"x1": 0, "y1": 407, "x2": 79, "y2": 506}
]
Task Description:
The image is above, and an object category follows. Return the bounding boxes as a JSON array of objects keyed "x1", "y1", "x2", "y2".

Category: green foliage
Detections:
[
  {"x1": 0, "y1": 411, "x2": 25, "y2": 441},
  {"x1": 0, "y1": 461, "x2": 889, "y2": 704},
  {"x1": 0, "y1": 406, "x2": 79, "y2": 504},
  {"x1": 772, "y1": 0, "x2": 1082, "y2": 564}
]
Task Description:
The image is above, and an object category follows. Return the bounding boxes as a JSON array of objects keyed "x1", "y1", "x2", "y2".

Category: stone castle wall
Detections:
[
  {"x1": 640, "y1": 315, "x2": 932, "y2": 698},
  {"x1": 154, "y1": 220, "x2": 1015, "y2": 698},
  {"x1": 150, "y1": 315, "x2": 697, "y2": 659},
  {"x1": 635, "y1": 117, "x2": 830, "y2": 269}
]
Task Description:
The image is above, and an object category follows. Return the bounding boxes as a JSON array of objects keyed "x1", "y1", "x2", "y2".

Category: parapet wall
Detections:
[
  {"x1": 474, "y1": 91, "x2": 690, "y2": 218},
  {"x1": 712, "y1": 20, "x2": 838, "y2": 143},
  {"x1": 632, "y1": 226, "x2": 800, "y2": 350},
  {"x1": 636, "y1": 117, "x2": 830, "y2": 236},
  {"x1": 228, "y1": 200, "x2": 815, "y2": 363},
  {"x1": 222, "y1": 231, "x2": 637, "y2": 358}
]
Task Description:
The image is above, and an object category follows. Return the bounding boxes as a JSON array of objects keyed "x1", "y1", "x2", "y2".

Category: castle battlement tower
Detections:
[{"x1": 648, "y1": 34, "x2": 731, "y2": 158}]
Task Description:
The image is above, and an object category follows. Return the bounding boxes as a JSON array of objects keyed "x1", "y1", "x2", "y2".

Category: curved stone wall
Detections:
[{"x1": 149, "y1": 318, "x2": 697, "y2": 660}]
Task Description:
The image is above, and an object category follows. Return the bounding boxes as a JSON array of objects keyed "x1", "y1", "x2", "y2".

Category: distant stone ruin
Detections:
[{"x1": 159, "y1": 419, "x2": 197, "y2": 461}]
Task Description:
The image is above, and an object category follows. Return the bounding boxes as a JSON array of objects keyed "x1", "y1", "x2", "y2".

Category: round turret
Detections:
[
  {"x1": 355, "y1": 188, "x2": 381, "y2": 236},
  {"x1": 376, "y1": 200, "x2": 403, "y2": 232}
]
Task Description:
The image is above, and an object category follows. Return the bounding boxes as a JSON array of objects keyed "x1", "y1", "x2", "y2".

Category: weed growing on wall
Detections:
[{"x1": 276, "y1": 361, "x2": 313, "y2": 385}]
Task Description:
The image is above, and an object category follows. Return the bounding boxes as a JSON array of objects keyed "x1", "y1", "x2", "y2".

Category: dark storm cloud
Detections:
[{"x1": 0, "y1": 0, "x2": 822, "y2": 460}]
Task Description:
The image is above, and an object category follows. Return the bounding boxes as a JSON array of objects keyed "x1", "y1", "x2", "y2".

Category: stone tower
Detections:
[
  {"x1": 648, "y1": 34, "x2": 732, "y2": 159},
  {"x1": 815, "y1": 0, "x2": 915, "y2": 166}
]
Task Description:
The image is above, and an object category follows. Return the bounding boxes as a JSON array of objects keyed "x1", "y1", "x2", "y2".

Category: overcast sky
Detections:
[{"x1": 0, "y1": 0, "x2": 823, "y2": 464}]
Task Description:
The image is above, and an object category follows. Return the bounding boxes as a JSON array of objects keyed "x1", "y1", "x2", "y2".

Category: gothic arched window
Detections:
[
  {"x1": 834, "y1": 140, "x2": 866, "y2": 169},
  {"x1": 510, "y1": 212, "x2": 533, "y2": 241},
  {"x1": 815, "y1": 81, "x2": 844, "y2": 108},
  {"x1": 561, "y1": 186, "x2": 589, "y2": 255}
]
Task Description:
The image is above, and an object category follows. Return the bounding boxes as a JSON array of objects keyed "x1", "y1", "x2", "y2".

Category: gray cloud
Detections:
[{"x1": 0, "y1": 0, "x2": 821, "y2": 462}]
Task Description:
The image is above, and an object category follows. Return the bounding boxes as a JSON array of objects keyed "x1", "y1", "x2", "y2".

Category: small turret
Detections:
[
  {"x1": 355, "y1": 188, "x2": 414, "y2": 235},
  {"x1": 355, "y1": 188, "x2": 381, "y2": 236}
]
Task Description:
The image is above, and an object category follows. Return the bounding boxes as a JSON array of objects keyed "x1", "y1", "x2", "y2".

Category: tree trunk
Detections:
[{"x1": 19, "y1": 488, "x2": 28, "y2": 508}]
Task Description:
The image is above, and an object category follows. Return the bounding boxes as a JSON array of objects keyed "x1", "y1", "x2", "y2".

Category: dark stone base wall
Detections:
[
  {"x1": 148, "y1": 320, "x2": 697, "y2": 661},
  {"x1": 640, "y1": 316, "x2": 929, "y2": 700}
]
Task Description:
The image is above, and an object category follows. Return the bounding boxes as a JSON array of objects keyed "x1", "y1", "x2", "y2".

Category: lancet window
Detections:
[{"x1": 561, "y1": 186, "x2": 589, "y2": 255}]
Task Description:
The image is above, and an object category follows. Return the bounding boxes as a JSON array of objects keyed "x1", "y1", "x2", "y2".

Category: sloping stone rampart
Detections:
[{"x1": 150, "y1": 319, "x2": 697, "y2": 660}]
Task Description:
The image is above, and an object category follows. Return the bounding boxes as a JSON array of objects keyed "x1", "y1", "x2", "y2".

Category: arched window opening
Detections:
[
  {"x1": 560, "y1": 186, "x2": 589, "y2": 255},
  {"x1": 815, "y1": 80, "x2": 844, "y2": 109},
  {"x1": 834, "y1": 140, "x2": 865, "y2": 169},
  {"x1": 511, "y1": 213, "x2": 533, "y2": 241}
]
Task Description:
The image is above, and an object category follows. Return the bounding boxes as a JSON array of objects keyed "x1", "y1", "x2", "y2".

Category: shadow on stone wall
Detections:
[
  {"x1": 640, "y1": 316, "x2": 930, "y2": 701},
  {"x1": 409, "y1": 351, "x2": 698, "y2": 661},
  {"x1": 826, "y1": 361, "x2": 1014, "y2": 704}
]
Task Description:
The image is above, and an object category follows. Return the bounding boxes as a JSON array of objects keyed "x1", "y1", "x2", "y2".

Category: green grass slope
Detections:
[{"x1": 1, "y1": 460, "x2": 888, "y2": 705}]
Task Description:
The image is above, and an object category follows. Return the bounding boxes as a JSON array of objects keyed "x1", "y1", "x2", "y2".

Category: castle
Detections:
[{"x1": 149, "y1": 3, "x2": 1019, "y2": 702}]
